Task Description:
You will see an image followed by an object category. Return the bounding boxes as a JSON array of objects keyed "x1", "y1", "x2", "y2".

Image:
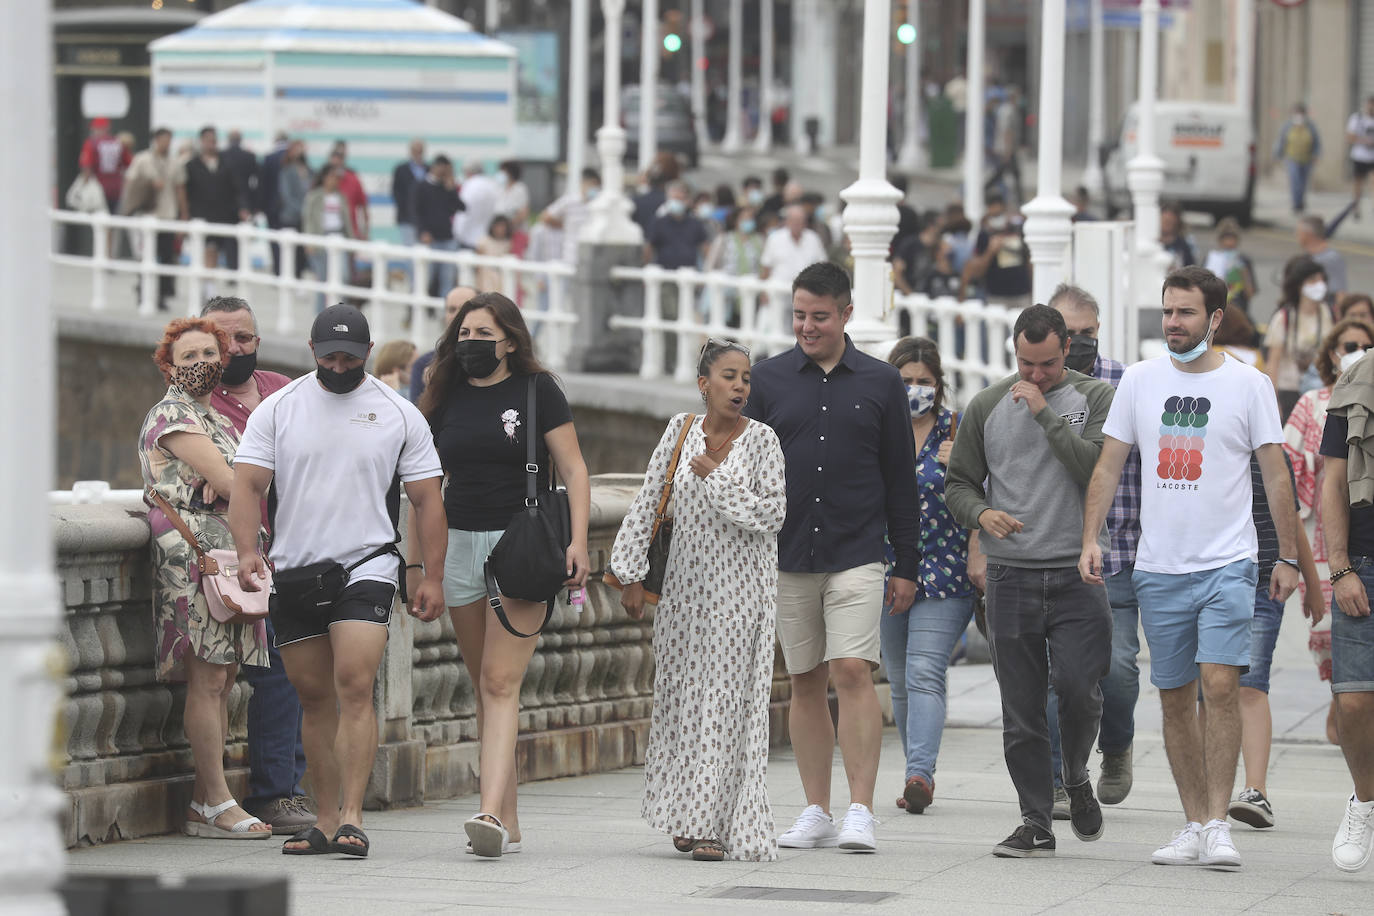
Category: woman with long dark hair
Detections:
[
  {"x1": 878, "y1": 336, "x2": 974, "y2": 815},
  {"x1": 415, "y1": 292, "x2": 591, "y2": 858},
  {"x1": 1266, "y1": 256, "x2": 1334, "y2": 420}
]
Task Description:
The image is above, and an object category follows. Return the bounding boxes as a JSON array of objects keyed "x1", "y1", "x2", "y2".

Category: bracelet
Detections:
[
  {"x1": 405, "y1": 563, "x2": 423, "y2": 571},
  {"x1": 1330, "y1": 566, "x2": 1355, "y2": 584},
  {"x1": 1274, "y1": 557, "x2": 1299, "y2": 569}
]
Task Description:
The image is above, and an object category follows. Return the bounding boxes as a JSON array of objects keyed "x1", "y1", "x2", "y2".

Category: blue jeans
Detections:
[
  {"x1": 1285, "y1": 159, "x2": 1312, "y2": 212},
  {"x1": 1048, "y1": 565, "x2": 1141, "y2": 785},
  {"x1": 879, "y1": 595, "x2": 976, "y2": 782},
  {"x1": 1238, "y1": 585, "x2": 1285, "y2": 693},
  {"x1": 240, "y1": 617, "x2": 307, "y2": 809},
  {"x1": 428, "y1": 238, "x2": 459, "y2": 298}
]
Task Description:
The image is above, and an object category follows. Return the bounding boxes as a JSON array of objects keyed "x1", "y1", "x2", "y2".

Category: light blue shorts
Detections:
[
  {"x1": 442, "y1": 528, "x2": 504, "y2": 608},
  {"x1": 1133, "y1": 559, "x2": 1257, "y2": 690}
]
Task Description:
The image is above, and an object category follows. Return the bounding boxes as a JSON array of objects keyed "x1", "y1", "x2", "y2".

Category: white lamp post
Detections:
[
  {"x1": 1, "y1": 2, "x2": 66, "y2": 913},
  {"x1": 839, "y1": 0, "x2": 903, "y2": 352},
  {"x1": 1126, "y1": 0, "x2": 1165, "y2": 253},
  {"x1": 1235, "y1": 0, "x2": 1254, "y2": 115},
  {"x1": 637, "y1": 0, "x2": 659, "y2": 173},
  {"x1": 1020, "y1": 0, "x2": 1077, "y2": 306},
  {"x1": 753, "y1": 0, "x2": 774, "y2": 151},
  {"x1": 690, "y1": 0, "x2": 710, "y2": 149},
  {"x1": 792, "y1": 0, "x2": 815, "y2": 155},
  {"x1": 896, "y1": 0, "x2": 926, "y2": 171},
  {"x1": 1081, "y1": 0, "x2": 1106, "y2": 195},
  {"x1": 721, "y1": 0, "x2": 744, "y2": 151},
  {"x1": 586, "y1": 0, "x2": 644, "y2": 244},
  {"x1": 567, "y1": 0, "x2": 590, "y2": 193},
  {"x1": 962, "y1": 0, "x2": 986, "y2": 222}
]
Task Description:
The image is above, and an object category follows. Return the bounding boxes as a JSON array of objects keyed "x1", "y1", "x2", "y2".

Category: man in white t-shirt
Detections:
[
  {"x1": 229, "y1": 304, "x2": 448, "y2": 857},
  {"x1": 455, "y1": 161, "x2": 500, "y2": 250},
  {"x1": 760, "y1": 205, "x2": 828, "y2": 287},
  {"x1": 1347, "y1": 96, "x2": 1374, "y2": 217},
  {"x1": 1078, "y1": 266, "x2": 1299, "y2": 870}
]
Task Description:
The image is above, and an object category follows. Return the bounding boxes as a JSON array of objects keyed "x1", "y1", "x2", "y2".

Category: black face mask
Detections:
[
  {"x1": 1065, "y1": 335, "x2": 1099, "y2": 374},
  {"x1": 456, "y1": 339, "x2": 506, "y2": 379},
  {"x1": 316, "y1": 364, "x2": 366, "y2": 393},
  {"x1": 221, "y1": 351, "x2": 258, "y2": 386}
]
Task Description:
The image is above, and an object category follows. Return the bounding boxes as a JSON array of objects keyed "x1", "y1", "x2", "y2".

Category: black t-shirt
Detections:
[
  {"x1": 648, "y1": 214, "x2": 708, "y2": 269},
  {"x1": 974, "y1": 229, "x2": 1031, "y2": 297},
  {"x1": 436, "y1": 372, "x2": 574, "y2": 531},
  {"x1": 1320, "y1": 414, "x2": 1374, "y2": 557}
]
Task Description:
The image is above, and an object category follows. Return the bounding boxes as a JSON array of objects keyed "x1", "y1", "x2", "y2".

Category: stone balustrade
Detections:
[{"x1": 54, "y1": 475, "x2": 801, "y2": 848}]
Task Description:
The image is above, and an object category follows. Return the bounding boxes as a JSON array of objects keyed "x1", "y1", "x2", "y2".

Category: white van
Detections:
[{"x1": 1102, "y1": 101, "x2": 1256, "y2": 225}]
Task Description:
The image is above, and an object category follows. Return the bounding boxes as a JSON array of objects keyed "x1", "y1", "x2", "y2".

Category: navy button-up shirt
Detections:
[{"x1": 745, "y1": 336, "x2": 920, "y2": 579}]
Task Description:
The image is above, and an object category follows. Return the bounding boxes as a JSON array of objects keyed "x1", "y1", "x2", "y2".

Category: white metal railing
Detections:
[
  {"x1": 890, "y1": 291, "x2": 1019, "y2": 404},
  {"x1": 50, "y1": 481, "x2": 143, "y2": 504},
  {"x1": 50, "y1": 209, "x2": 579, "y2": 369}
]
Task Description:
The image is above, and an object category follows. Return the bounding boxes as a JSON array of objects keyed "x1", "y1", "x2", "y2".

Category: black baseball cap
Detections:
[{"x1": 310, "y1": 303, "x2": 370, "y2": 359}]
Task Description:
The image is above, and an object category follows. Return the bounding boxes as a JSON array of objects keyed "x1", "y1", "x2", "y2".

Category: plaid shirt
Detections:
[{"x1": 1094, "y1": 354, "x2": 1141, "y2": 576}]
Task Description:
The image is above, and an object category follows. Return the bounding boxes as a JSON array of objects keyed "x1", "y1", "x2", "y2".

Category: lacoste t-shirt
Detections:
[
  {"x1": 1102, "y1": 353, "x2": 1283, "y2": 575},
  {"x1": 234, "y1": 374, "x2": 442, "y2": 585}
]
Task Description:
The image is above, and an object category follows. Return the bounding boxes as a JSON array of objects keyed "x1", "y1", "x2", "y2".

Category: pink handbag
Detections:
[{"x1": 147, "y1": 489, "x2": 272, "y2": 625}]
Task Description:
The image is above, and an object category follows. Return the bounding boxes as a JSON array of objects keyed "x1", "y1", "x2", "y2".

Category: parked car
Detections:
[
  {"x1": 1102, "y1": 101, "x2": 1256, "y2": 225},
  {"x1": 622, "y1": 84, "x2": 699, "y2": 168}
]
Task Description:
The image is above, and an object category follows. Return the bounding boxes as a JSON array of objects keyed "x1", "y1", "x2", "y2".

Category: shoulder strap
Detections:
[
  {"x1": 651, "y1": 414, "x2": 696, "y2": 535},
  {"x1": 484, "y1": 563, "x2": 555, "y2": 639},
  {"x1": 525, "y1": 375, "x2": 540, "y2": 506},
  {"x1": 146, "y1": 488, "x2": 219, "y2": 575}
]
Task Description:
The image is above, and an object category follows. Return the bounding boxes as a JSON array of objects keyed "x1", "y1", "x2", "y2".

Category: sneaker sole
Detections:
[
  {"x1": 1096, "y1": 782, "x2": 1132, "y2": 805},
  {"x1": 993, "y1": 845, "x2": 1055, "y2": 858},
  {"x1": 1198, "y1": 854, "x2": 1242, "y2": 868},
  {"x1": 1228, "y1": 802, "x2": 1275, "y2": 829},
  {"x1": 1151, "y1": 854, "x2": 1199, "y2": 866},
  {"x1": 1333, "y1": 848, "x2": 1373, "y2": 873},
  {"x1": 1071, "y1": 821, "x2": 1104, "y2": 842},
  {"x1": 777, "y1": 837, "x2": 838, "y2": 849},
  {"x1": 837, "y1": 839, "x2": 876, "y2": 853}
]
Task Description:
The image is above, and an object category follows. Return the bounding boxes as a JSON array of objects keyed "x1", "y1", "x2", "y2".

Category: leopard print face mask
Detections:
[{"x1": 170, "y1": 359, "x2": 224, "y2": 397}]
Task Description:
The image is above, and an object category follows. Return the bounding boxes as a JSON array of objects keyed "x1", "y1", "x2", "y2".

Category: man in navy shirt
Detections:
[{"x1": 745, "y1": 262, "x2": 919, "y2": 853}]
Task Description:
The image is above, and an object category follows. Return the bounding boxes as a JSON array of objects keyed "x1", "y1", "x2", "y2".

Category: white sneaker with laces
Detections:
[
  {"x1": 1151, "y1": 822, "x2": 1203, "y2": 865},
  {"x1": 1199, "y1": 818, "x2": 1242, "y2": 867},
  {"x1": 1332, "y1": 795, "x2": 1374, "y2": 873},
  {"x1": 837, "y1": 803, "x2": 878, "y2": 853},
  {"x1": 777, "y1": 804, "x2": 839, "y2": 848}
]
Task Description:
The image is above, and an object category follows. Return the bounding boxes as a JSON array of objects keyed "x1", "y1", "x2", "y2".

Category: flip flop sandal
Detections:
[
  {"x1": 672, "y1": 837, "x2": 694, "y2": 853},
  {"x1": 464, "y1": 814, "x2": 508, "y2": 858},
  {"x1": 282, "y1": 826, "x2": 332, "y2": 856},
  {"x1": 331, "y1": 824, "x2": 370, "y2": 857},
  {"x1": 465, "y1": 838, "x2": 521, "y2": 855},
  {"x1": 690, "y1": 839, "x2": 725, "y2": 862}
]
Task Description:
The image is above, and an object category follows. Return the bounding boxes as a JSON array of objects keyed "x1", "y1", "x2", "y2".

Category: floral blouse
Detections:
[{"x1": 886, "y1": 408, "x2": 972, "y2": 600}]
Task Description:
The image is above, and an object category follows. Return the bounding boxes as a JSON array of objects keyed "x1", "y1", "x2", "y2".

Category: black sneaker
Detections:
[
  {"x1": 1228, "y1": 787, "x2": 1275, "y2": 829},
  {"x1": 993, "y1": 824, "x2": 1056, "y2": 858},
  {"x1": 1066, "y1": 780, "x2": 1104, "y2": 841}
]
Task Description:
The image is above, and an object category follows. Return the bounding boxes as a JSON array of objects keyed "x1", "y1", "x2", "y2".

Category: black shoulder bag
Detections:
[{"x1": 483, "y1": 376, "x2": 572, "y2": 638}]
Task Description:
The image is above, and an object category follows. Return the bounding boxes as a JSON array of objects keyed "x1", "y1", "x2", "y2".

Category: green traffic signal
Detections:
[
  {"x1": 896, "y1": 23, "x2": 916, "y2": 45},
  {"x1": 663, "y1": 32, "x2": 682, "y2": 53}
]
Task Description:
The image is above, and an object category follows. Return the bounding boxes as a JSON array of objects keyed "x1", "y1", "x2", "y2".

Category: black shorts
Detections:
[
  {"x1": 269, "y1": 579, "x2": 397, "y2": 648},
  {"x1": 1354, "y1": 159, "x2": 1374, "y2": 178}
]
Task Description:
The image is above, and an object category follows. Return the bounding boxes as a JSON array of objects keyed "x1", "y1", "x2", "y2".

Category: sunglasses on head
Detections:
[
  {"x1": 1342, "y1": 341, "x2": 1371, "y2": 354},
  {"x1": 701, "y1": 337, "x2": 751, "y2": 358}
]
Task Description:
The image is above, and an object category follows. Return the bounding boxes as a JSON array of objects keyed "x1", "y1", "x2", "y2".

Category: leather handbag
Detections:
[
  {"x1": 603, "y1": 413, "x2": 695, "y2": 605},
  {"x1": 483, "y1": 376, "x2": 573, "y2": 639},
  {"x1": 146, "y1": 489, "x2": 271, "y2": 626}
]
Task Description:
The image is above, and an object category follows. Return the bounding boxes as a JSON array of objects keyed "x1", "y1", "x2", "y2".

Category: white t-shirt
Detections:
[
  {"x1": 1349, "y1": 112, "x2": 1374, "y2": 163},
  {"x1": 455, "y1": 173, "x2": 501, "y2": 248},
  {"x1": 234, "y1": 374, "x2": 442, "y2": 585},
  {"x1": 760, "y1": 227, "x2": 828, "y2": 286},
  {"x1": 322, "y1": 192, "x2": 345, "y2": 233},
  {"x1": 1102, "y1": 353, "x2": 1284, "y2": 574}
]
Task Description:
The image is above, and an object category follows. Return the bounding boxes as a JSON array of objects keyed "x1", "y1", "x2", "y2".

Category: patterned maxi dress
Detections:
[
  {"x1": 610, "y1": 414, "x2": 787, "y2": 862},
  {"x1": 138, "y1": 387, "x2": 269, "y2": 682}
]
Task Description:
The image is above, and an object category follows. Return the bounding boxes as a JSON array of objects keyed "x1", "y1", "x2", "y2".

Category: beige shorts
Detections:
[{"x1": 776, "y1": 562, "x2": 886, "y2": 674}]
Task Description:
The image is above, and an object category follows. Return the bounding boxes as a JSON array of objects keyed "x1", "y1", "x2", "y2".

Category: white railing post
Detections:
[
  {"x1": 673, "y1": 271, "x2": 697, "y2": 383},
  {"x1": 369, "y1": 242, "x2": 390, "y2": 341},
  {"x1": 276, "y1": 227, "x2": 297, "y2": 335},
  {"x1": 326, "y1": 240, "x2": 345, "y2": 311},
  {"x1": 185, "y1": 220, "x2": 207, "y2": 317},
  {"x1": 235, "y1": 220, "x2": 253, "y2": 291},
  {"x1": 90, "y1": 211, "x2": 108, "y2": 312},
  {"x1": 641, "y1": 265, "x2": 665, "y2": 379},
  {"x1": 137, "y1": 215, "x2": 158, "y2": 316},
  {"x1": 544, "y1": 270, "x2": 569, "y2": 372}
]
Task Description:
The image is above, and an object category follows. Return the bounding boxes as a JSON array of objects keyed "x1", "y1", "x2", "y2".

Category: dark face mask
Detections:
[
  {"x1": 1065, "y1": 335, "x2": 1099, "y2": 374},
  {"x1": 221, "y1": 351, "x2": 258, "y2": 386},
  {"x1": 456, "y1": 339, "x2": 506, "y2": 379},
  {"x1": 316, "y1": 363, "x2": 365, "y2": 393}
]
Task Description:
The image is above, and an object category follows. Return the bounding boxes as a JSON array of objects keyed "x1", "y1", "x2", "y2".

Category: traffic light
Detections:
[
  {"x1": 896, "y1": 23, "x2": 916, "y2": 45},
  {"x1": 663, "y1": 32, "x2": 682, "y2": 52}
]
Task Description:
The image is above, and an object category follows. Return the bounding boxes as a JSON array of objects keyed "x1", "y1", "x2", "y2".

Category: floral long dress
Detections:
[
  {"x1": 1284, "y1": 386, "x2": 1334, "y2": 681},
  {"x1": 610, "y1": 413, "x2": 787, "y2": 862},
  {"x1": 138, "y1": 387, "x2": 269, "y2": 682}
]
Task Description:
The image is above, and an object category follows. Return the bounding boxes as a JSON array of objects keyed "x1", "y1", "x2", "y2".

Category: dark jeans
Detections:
[
  {"x1": 155, "y1": 231, "x2": 177, "y2": 303},
  {"x1": 985, "y1": 563, "x2": 1112, "y2": 831},
  {"x1": 1048, "y1": 564, "x2": 1142, "y2": 784},
  {"x1": 240, "y1": 617, "x2": 307, "y2": 809}
]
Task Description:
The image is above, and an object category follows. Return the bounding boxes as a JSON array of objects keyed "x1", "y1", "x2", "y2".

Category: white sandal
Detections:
[
  {"x1": 464, "y1": 813, "x2": 508, "y2": 858},
  {"x1": 185, "y1": 798, "x2": 272, "y2": 839}
]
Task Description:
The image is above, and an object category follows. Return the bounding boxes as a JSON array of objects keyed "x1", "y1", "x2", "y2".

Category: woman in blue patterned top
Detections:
[{"x1": 880, "y1": 337, "x2": 975, "y2": 815}]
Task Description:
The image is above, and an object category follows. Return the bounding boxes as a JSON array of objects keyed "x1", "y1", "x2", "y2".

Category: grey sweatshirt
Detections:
[{"x1": 945, "y1": 369, "x2": 1114, "y2": 568}]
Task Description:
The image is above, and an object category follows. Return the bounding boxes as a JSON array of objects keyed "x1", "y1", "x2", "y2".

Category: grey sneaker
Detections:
[
  {"x1": 1052, "y1": 785, "x2": 1071, "y2": 821},
  {"x1": 1097, "y1": 746, "x2": 1133, "y2": 805},
  {"x1": 249, "y1": 797, "x2": 317, "y2": 836}
]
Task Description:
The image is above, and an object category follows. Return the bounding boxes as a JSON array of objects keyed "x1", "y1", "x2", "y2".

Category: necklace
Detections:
[{"x1": 703, "y1": 414, "x2": 744, "y2": 453}]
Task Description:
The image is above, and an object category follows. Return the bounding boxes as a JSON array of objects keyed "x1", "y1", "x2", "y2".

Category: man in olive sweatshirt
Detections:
[{"x1": 945, "y1": 304, "x2": 1115, "y2": 858}]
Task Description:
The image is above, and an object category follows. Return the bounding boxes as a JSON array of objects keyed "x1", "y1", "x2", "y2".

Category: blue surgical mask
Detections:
[
  {"x1": 739, "y1": 219, "x2": 756, "y2": 234},
  {"x1": 1171, "y1": 313, "x2": 1220, "y2": 364},
  {"x1": 666, "y1": 198, "x2": 686, "y2": 217}
]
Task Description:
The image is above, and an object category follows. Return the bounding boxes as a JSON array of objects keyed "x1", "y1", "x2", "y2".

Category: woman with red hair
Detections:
[{"x1": 139, "y1": 317, "x2": 271, "y2": 839}]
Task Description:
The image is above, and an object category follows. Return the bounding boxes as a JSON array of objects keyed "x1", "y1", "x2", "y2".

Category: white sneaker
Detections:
[
  {"x1": 1332, "y1": 795, "x2": 1374, "y2": 873},
  {"x1": 837, "y1": 803, "x2": 878, "y2": 853},
  {"x1": 1151, "y1": 822, "x2": 1203, "y2": 865},
  {"x1": 777, "y1": 804, "x2": 839, "y2": 848},
  {"x1": 1199, "y1": 818, "x2": 1242, "y2": 867}
]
